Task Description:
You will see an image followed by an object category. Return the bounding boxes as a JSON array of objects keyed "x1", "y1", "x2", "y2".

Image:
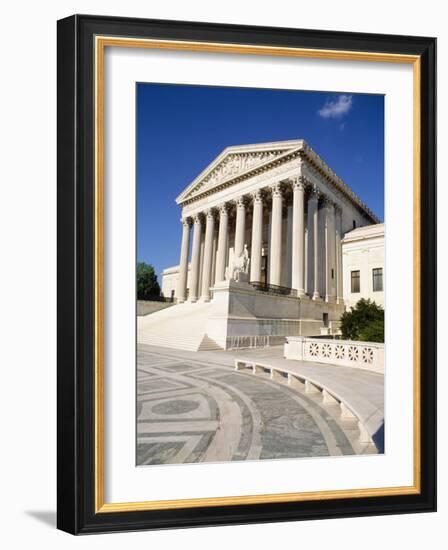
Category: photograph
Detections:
[{"x1": 136, "y1": 83, "x2": 385, "y2": 466}]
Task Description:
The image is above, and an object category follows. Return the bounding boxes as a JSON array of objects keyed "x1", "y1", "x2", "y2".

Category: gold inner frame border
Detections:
[{"x1": 94, "y1": 35, "x2": 421, "y2": 514}]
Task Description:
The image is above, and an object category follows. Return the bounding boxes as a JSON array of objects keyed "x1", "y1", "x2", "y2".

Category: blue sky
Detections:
[{"x1": 137, "y1": 83, "x2": 384, "y2": 278}]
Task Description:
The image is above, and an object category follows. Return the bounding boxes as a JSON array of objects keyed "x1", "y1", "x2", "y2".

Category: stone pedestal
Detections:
[{"x1": 206, "y1": 280, "x2": 345, "y2": 350}]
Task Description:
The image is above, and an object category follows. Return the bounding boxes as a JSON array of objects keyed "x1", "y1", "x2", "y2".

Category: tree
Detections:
[
  {"x1": 137, "y1": 262, "x2": 160, "y2": 300},
  {"x1": 340, "y1": 298, "x2": 384, "y2": 343}
]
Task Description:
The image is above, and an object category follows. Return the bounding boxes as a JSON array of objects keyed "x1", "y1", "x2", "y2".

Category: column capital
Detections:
[
  {"x1": 204, "y1": 208, "x2": 217, "y2": 220},
  {"x1": 321, "y1": 195, "x2": 335, "y2": 209},
  {"x1": 218, "y1": 203, "x2": 229, "y2": 216},
  {"x1": 193, "y1": 214, "x2": 203, "y2": 225},
  {"x1": 270, "y1": 182, "x2": 284, "y2": 198},
  {"x1": 181, "y1": 217, "x2": 192, "y2": 227},
  {"x1": 290, "y1": 175, "x2": 307, "y2": 191},
  {"x1": 324, "y1": 197, "x2": 336, "y2": 211},
  {"x1": 251, "y1": 189, "x2": 264, "y2": 204},
  {"x1": 308, "y1": 186, "x2": 320, "y2": 201},
  {"x1": 234, "y1": 196, "x2": 248, "y2": 209}
]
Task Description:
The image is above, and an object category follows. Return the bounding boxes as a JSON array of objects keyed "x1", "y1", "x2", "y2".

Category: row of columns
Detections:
[{"x1": 176, "y1": 177, "x2": 343, "y2": 304}]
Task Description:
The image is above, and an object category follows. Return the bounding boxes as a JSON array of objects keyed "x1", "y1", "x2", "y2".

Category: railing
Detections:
[
  {"x1": 284, "y1": 336, "x2": 384, "y2": 374},
  {"x1": 250, "y1": 281, "x2": 298, "y2": 297},
  {"x1": 226, "y1": 335, "x2": 287, "y2": 350}
]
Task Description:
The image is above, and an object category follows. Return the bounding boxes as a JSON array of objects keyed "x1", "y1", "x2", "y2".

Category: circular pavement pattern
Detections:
[
  {"x1": 136, "y1": 346, "x2": 368, "y2": 466},
  {"x1": 152, "y1": 399, "x2": 200, "y2": 415}
]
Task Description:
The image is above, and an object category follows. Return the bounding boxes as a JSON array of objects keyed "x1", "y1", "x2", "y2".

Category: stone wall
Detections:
[
  {"x1": 137, "y1": 300, "x2": 174, "y2": 316},
  {"x1": 284, "y1": 336, "x2": 384, "y2": 374},
  {"x1": 206, "y1": 279, "x2": 344, "y2": 349}
]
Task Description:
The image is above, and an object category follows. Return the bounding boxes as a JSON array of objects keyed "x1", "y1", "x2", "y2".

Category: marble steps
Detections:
[
  {"x1": 197, "y1": 335, "x2": 222, "y2": 351},
  {"x1": 138, "y1": 333, "x2": 221, "y2": 352},
  {"x1": 137, "y1": 301, "x2": 222, "y2": 351}
]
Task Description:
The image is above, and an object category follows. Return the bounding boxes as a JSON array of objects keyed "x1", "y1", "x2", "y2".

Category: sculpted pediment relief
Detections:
[
  {"x1": 178, "y1": 147, "x2": 296, "y2": 203},
  {"x1": 200, "y1": 150, "x2": 286, "y2": 188}
]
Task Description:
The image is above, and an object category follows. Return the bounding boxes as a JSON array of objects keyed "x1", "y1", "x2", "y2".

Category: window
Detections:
[
  {"x1": 352, "y1": 220, "x2": 357, "y2": 229},
  {"x1": 372, "y1": 267, "x2": 383, "y2": 292},
  {"x1": 351, "y1": 270, "x2": 360, "y2": 293}
]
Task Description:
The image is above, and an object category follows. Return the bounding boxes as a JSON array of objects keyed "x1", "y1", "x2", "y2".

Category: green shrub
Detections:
[
  {"x1": 137, "y1": 262, "x2": 161, "y2": 300},
  {"x1": 340, "y1": 298, "x2": 384, "y2": 343}
]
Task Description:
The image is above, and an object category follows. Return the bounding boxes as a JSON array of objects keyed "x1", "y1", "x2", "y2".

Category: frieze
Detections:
[
  {"x1": 181, "y1": 157, "x2": 300, "y2": 212},
  {"x1": 178, "y1": 141, "x2": 379, "y2": 224},
  {"x1": 181, "y1": 150, "x2": 300, "y2": 205},
  {"x1": 180, "y1": 144, "x2": 378, "y2": 224},
  {"x1": 191, "y1": 151, "x2": 287, "y2": 195}
]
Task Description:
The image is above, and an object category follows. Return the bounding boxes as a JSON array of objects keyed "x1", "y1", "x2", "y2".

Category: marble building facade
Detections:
[
  {"x1": 342, "y1": 223, "x2": 385, "y2": 309},
  {"x1": 158, "y1": 139, "x2": 380, "y2": 348}
]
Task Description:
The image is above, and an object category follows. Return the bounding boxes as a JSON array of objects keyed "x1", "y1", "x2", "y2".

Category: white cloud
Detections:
[{"x1": 318, "y1": 94, "x2": 353, "y2": 119}]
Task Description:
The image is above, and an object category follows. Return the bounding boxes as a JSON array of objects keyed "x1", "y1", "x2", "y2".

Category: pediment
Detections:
[{"x1": 176, "y1": 141, "x2": 303, "y2": 204}]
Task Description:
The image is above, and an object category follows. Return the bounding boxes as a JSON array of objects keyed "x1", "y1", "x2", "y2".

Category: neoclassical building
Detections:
[
  {"x1": 342, "y1": 223, "x2": 385, "y2": 309},
  {"x1": 143, "y1": 139, "x2": 381, "y2": 351}
]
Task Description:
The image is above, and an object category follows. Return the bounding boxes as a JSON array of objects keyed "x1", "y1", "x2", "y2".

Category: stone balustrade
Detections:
[
  {"x1": 284, "y1": 336, "x2": 384, "y2": 374},
  {"x1": 227, "y1": 334, "x2": 289, "y2": 350}
]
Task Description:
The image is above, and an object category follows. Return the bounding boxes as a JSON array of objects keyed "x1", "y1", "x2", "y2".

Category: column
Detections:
[
  {"x1": 250, "y1": 190, "x2": 263, "y2": 283},
  {"x1": 285, "y1": 205, "x2": 293, "y2": 288},
  {"x1": 335, "y1": 205, "x2": 343, "y2": 303},
  {"x1": 269, "y1": 183, "x2": 283, "y2": 286},
  {"x1": 234, "y1": 197, "x2": 246, "y2": 258},
  {"x1": 291, "y1": 177, "x2": 306, "y2": 295},
  {"x1": 307, "y1": 188, "x2": 320, "y2": 300},
  {"x1": 211, "y1": 229, "x2": 218, "y2": 285},
  {"x1": 176, "y1": 217, "x2": 191, "y2": 303},
  {"x1": 189, "y1": 214, "x2": 203, "y2": 302},
  {"x1": 200, "y1": 209, "x2": 216, "y2": 301},
  {"x1": 304, "y1": 226, "x2": 308, "y2": 295},
  {"x1": 324, "y1": 198, "x2": 335, "y2": 302},
  {"x1": 215, "y1": 204, "x2": 228, "y2": 283}
]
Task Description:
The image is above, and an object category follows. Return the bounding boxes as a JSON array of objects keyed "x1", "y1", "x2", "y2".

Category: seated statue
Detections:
[{"x1": 230, "y1": 244, "x2": 250, "y2": 282}]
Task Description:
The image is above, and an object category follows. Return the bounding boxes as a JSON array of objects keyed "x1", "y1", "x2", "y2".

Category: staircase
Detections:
[{"x1": 137, "y1": 301, "x2": 223, "y2": 351}]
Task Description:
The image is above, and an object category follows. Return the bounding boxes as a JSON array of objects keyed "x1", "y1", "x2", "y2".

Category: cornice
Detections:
[
  {"x1": 178, "y1": 147, "x2": 302, "y2": 206},
  {"x1": 177, "y1": 139, "x2": 380, "y2": 224},
  {"x1": 299, "y1": 144, "x2": 379, "y2": 223}
]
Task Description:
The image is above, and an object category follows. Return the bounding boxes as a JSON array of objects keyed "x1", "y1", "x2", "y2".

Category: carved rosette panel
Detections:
[
  {"x1": 335, "y1": 345, "x2": 345, "y2": 359},
  {"x1": 348, "y1": 346, "x2": 359, "y2": 362},
  {"x1": 362, "y1": 347, "x2": 374, "y2": 364},
  {"x1": 309, "y1": 342, "x2": 319, "y2": 357}
]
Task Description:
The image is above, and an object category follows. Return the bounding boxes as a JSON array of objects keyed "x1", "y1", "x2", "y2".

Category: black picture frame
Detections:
[{"x1": 57, "y1": 14, "x2": 436, "y2": 534}]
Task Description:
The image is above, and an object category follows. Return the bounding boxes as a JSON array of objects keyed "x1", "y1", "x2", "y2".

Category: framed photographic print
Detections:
[{"x1": 57, "y1": 14, "x2": 436, "y2": 534}]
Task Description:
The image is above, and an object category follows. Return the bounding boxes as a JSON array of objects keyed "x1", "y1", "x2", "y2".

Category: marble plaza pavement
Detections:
[{"x1": 137, "y1": 344, "x2": 383, "y2": 465}]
